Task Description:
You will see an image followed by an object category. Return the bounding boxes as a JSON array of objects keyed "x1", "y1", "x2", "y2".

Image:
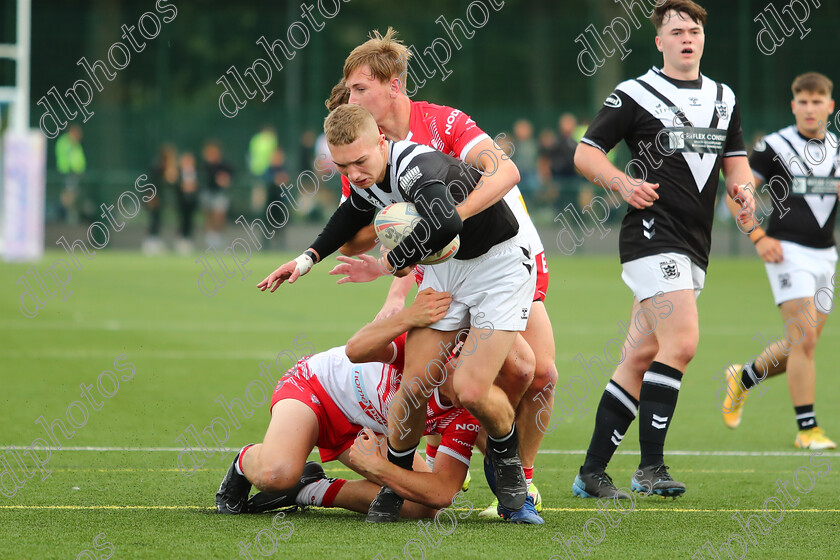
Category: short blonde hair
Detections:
[
  {"x1": 324, "y1": 104, "x2": 378, "y2": 146},
  {"x1": 325, "y1": 77, "x2": 349, "y2": 112},
  {"x1": 343, "y1": 27, "x2": 411, "y2": 83}
]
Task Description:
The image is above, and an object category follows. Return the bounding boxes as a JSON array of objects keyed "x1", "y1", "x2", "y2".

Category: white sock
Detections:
[{"x1": 296, "y1": 479, "x2": 332, "y2": 507}]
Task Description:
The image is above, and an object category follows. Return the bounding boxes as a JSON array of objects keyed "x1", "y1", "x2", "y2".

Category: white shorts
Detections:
[
  {"x1": 765, "y1": 241, "x2": 838, "y2": 314},
  {"x1": 621, "y1": 252, "x2": 706, "y2": 302},
  {"x1": 418, "y1": 233, "x2": 536, "y2": 332}
]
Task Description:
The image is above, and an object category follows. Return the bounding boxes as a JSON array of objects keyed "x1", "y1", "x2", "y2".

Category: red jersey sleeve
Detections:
[
  {"x1": 436, "y1": 409, "x2": 479, "y2": 467},
  {"x1": 415, "y1": 102, "x2": 489, "y2": 161}
]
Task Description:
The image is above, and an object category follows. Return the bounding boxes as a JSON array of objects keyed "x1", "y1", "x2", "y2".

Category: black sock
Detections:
[
  {"x1": 740, "y1": 362, "x2": 759, "y2": 390},
  {"x1": 638, "y1": 361, "x2": 683, "y2": 468},
  {"x1": 582, "y1": 380, "x2": 639, "y2": 474},
  {"x1": 387, "y1": 442, "x2": 416, "y2": 471},
  {"x1": 795, "y1": 404, "x2": 817, "y2": 430},
  {"x1": 487, "y1": 423, "x2": 519, "y2": 459}
]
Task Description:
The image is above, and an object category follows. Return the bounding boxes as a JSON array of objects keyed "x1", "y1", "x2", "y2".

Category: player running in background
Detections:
[
  {"x1": 258, "y1": 104, "x2": 539, "y2": 522},
  {"x1": 571, "y1": 0, "x2": 754, "y2": 499},
  {"x1": 216, "y1": 288, "x2": 478, "y2": 518},
  {"x1": 332, "y1": 29, "x2": 557, "y2": 517},
  {"x1": 720, "y1": 72, "x2": 839, "y2": 450}
]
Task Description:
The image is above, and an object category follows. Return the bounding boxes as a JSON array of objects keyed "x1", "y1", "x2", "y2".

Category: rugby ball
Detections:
[{"x1": 374, "y1": 202, "x2": 460, "y2": 265}]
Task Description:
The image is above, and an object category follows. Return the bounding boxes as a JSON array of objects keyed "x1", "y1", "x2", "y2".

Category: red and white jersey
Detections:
[
  {"x1": 290, "y1": 333, "x2": 478, "y2": 465},
  {"x1": 340, "y1": 101, "x2": 543, "y2": 254}
]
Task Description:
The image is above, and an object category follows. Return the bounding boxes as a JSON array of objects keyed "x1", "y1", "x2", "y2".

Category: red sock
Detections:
[
  {"x1": 523, "y1": 466, "x2": 534, "y2": 486},
  {"x1": 321, "y1": 479, "x2": 348, "y2": 508},
  {"x1": 425, "y1": 445, "x2": 438, "y2": 469}
]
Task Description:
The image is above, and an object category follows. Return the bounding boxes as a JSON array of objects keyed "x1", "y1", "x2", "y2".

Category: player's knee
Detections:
[
  {"x1": 530, "y1": 357, "x2": 558, "y2": 392},
  {"x1": 253, "y1": 462, "x2": 301, "y2": 493},
  {"x1": 671, "y1": 337, "x2": 698, "y2": 367},
  {"x1": 790, "y1": 325, "x2": 818, "y2": 357}
]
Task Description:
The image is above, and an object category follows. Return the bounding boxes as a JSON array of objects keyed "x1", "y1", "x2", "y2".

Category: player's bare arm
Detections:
[
  {"x1": 723, "y1": 155, "x2": 757, "y2": 227},
  {"x1": 375, "y1": 274, "x2": 416, "y2": 320},
  {"x1": 456, "y1": 137, "x2": 521, "y2": 220},
  {"x1": 257, "y1": 248, "x2": 322, "y2": 291},
  {"x1": 574, "y1": 142, "x2": 659, "y2": 209},
  {"x1": 349, "y1": 428, "x2": 467, "y2": 510},
  {"x1": 723, "y1": 178, "x2": 784, "y2": 264},
  {"x1": 345, "y1": 287, "x2": 452, "y2": 363}
]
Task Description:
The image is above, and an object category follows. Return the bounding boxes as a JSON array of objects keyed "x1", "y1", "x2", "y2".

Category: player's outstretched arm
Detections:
[
  {"x1": 345, "y1": 287, "x2": 452, "y2": 363},
  {"x1": 457, "y1": 137, "x2": 521, "y2": 220},
  {"x1": 258, "y1": 195, "x2": 376, "y2": 292},
  {"x1": 257, "y1": 250, "x2": 320, "y2": 292},
  {"x1": 574, "y1": 142, "x2": 659, "y2": 209},
  {"x1": 349, "y1": 428, "x2": 467, "y2": 510}
]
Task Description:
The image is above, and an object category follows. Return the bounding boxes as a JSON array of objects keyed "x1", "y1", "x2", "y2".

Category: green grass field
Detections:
[{"x1": 1, "y1": 251, "x2": 838, "y2": 559}]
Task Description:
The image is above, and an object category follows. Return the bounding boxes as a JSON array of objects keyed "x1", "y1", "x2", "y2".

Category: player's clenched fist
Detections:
[
  {"x1": 622, "y1": 180, "x2": 660, "y2": 209},
  {"x1": 730, "y1": 183, "x2": 756, "y2": 228},
  {"x1": 349, "y1": 428, "x2": 386, "y2": 474}
]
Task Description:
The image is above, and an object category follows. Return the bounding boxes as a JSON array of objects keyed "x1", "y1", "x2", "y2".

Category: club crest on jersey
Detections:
[
  {"x1": 715, "y1": 101, "x2": 729, "y2": 120},
  {"x1": 779, "y1": 273, "x2": 791, "y2": 289},
  {"x1": 604, "y1": 93, "x2": 622, "y2": 108},
  {"x1": 660, "y1": 259, "x2": 680, "y2": 280},
  {"x1": 400, "y1": 166, "x2": 422, "y2": 190}
]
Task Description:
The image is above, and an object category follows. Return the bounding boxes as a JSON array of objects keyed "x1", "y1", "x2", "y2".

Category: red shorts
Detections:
[
  {"x1": 534, "y1": 251, "x2": 549, "y2": 302},
  {"x1": 270, "y1": 372, "x2": 362, "y2": 462}
]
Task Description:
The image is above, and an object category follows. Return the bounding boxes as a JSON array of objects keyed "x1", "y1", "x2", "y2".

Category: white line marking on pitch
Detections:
[{"x1": 3, "y1": 446, "x2": 838, "y2": 457}]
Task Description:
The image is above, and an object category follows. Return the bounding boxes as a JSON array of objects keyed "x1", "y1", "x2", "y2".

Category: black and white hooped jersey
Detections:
[
  {"x1": 750, "y1": 125, "x2": 839, "y2": 249},
  {"x1": 583, "y1": 67, "x2": 747, "y2": 270},
  {"x1": 346, "y1": 140, "x2": 518, "y2": 259}
]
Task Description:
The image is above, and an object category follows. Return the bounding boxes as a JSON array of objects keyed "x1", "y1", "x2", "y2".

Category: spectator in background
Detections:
[
  {"x1": 144, "y1": 143, "x2": 179, "y2": 255},
  {"x1": 201, "y1": 140, "x2": 233, "y2": 248},
  {"x1": 538, "y1": 113, "x2": 579, "y2": 211},
  {"x1": 55, "y1": 124, "x2": 86, "y2": 225},
  {"x1": 248, "y1": 125, "x2": 278, "y2": 213},
  {"x1": 176, "y1": 152, "x2": 199, "y2": 254},
  {"x1": 299, "y1": 130, "x2": 316, "y2": 175},
  {"x1": 537, "y1": 128, "x2": 557, "y2": 204},
  {"x1": 511, "y1": 119, "x2": 539, "y2": 205},
  {"x1": 265, "y1": 146, "x2": 291, "y2": 214}
]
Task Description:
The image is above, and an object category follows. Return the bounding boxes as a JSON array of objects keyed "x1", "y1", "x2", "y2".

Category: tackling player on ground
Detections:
[
  {"x1": 720, "y1": 72, "x2": 839, "y2": 450},
  {"x1": 215, "y1": 288, "x2": 479, "y2": 518},
  {"x1": 571, "y1": 0, "x2": 754, "y2": 499}
]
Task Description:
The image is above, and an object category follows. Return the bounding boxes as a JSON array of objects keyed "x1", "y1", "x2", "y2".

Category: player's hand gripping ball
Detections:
[{"x1": 374, "y1": 202, "x2": 460, "y2": 265}]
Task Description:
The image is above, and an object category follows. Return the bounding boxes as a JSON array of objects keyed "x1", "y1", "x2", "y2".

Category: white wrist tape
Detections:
[{"x1": 294, "y1": 253, "x2": 314, "y2": 277}]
